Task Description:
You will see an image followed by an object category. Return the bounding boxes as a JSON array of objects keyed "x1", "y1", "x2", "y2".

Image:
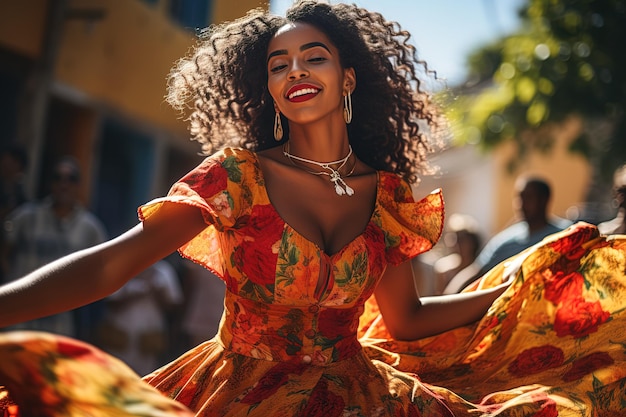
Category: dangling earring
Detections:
[
  {"x1": 343, "y1": 91, "x2": 353, "y2": 124},
  {"x1": 274, "y1": 110, "x2": 283, "y2": 141}
]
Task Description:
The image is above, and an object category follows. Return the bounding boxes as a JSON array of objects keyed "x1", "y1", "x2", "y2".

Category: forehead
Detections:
[{"x1": 268, "y1": 21, "x2": 336, "y2": 54}]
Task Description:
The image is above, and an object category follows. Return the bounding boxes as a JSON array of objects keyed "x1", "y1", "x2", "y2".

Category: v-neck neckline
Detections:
[{"x1": 250, "y1": 149, "x2": 381, "y2": 258}]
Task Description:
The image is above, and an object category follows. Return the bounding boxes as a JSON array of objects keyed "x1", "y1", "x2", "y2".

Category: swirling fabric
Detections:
[
  {"x1": 360, "y1": 222, "x2": 626, "y2": 415},
  {"x1": 1, "y1": 148, "x2": 624, "y2": 416}
]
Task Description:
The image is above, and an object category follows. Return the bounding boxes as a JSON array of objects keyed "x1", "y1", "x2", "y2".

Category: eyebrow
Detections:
[{"x1": 267, "y1": 41, "x2": 331, "y2": 63}]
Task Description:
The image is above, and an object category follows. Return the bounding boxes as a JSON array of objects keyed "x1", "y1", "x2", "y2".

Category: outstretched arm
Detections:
[
  {"x1": 374, "y1": 261, "x2": 509, "y2": 341},
  {"x1": 0, "y1": 203, "x2": 206, "y2": 328},
  {"x1": 441, "y1": 261, "x2": 482, "y2": 294}
]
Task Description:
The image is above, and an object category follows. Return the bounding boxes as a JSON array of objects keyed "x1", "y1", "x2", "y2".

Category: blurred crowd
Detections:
[
  {"x1": 0, "y1": 143, "x2": 225, "y2": 376},
  {"x1": 1, "y1": 142, "x2": 624, "y2": 375},
  {"x1": 416, "y1": 166, "x2": 626, "y2": 296}
]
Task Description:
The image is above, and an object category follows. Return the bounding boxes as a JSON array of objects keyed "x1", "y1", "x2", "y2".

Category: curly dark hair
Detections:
[{"x1": 166, "y1": 0, "x2": 444, "y2": 184}]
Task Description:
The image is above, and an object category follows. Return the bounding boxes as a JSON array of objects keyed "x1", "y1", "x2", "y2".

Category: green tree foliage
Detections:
[{"x1": 447, "y1": 0, "x2": 626, "y2": 180}]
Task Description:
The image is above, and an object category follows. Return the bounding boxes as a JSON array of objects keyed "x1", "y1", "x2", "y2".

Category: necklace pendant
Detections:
[
  {"x1": 283, "y1": 143, "x2": 355, "y2": 196},
  {"x1": 331, "y1": 178, "x2": 354, "y2": 197}
]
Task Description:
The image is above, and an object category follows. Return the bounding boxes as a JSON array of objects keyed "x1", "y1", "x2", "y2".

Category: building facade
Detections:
[{"x1": 0, "y1": 0, "x2": 267, "y2": 236}]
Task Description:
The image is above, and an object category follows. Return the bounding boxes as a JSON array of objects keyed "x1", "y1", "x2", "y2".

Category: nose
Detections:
[{"x1": 287, "y1": 60, "x2": 309, "y2": 80}]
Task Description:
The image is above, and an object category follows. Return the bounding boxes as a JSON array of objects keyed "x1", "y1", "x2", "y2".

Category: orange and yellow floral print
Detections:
[{"x1": 2, "y1": 150, "x2": 626, "y2": 417}]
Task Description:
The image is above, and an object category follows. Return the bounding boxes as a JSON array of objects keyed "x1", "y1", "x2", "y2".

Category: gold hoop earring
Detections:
[
  {"x1": 274, "y1": 110, "x2": 283, "y2": 141},
  {"x1": 343, "y1": 91, "x2": 353, "y2": 124}
]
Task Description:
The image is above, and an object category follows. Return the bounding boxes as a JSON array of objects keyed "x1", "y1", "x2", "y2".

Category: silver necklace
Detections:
[{"x1": 283, "y1": 143, "x2": 355, "y2": 196}]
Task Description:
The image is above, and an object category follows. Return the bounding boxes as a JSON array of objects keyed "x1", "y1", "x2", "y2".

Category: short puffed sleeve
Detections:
[
  {"x1": 375, "y1": 172, "x2": 444, "y2": 265},
  {"x1": 138, "y1": 147, "x2": 259, "y2": 274},
  {"x1": 139, "y1": 148, "x2": 255, "y2": 228}
]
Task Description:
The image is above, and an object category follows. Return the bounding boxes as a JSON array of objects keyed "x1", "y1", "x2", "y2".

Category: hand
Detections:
[{"x1": 501, "y1": 249, "x2": 532, "y2": 285}]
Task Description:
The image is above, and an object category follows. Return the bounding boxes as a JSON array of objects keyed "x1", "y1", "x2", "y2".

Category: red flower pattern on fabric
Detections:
[
  {"x1": 394, "y1": 403, "x2": 423, "y2": 417},
  {"x1": 240, "y1": 361, "x2": 308, "y2": 405},
  {"x1": 380, "y1": 174, "x2": 406, "y2": 202},
  {"x1": 56, "y1": 339, "x2": 94, "y2": 358},
  {"x1": 330, "y1": 336, "x2": 361, "y2": 361},
  {"x1": 300, "y1": 379, "x2": 345, "y2": 417},
  {"x1": 56, "y1": 339, "x2": 109, "y2": 366},
  {"x1": 562, "y1": 352, "x2": 614, "y2": 382},
  {"x1": 543, "y1": 271, "x2": 583, "y2": 304},
  {"x1": 508, "y1": 345, "x2": 565, "y2": 377},
  {"x1": 363, "y1": 222, "x2": 387, "y2": 268},
  {"x1": 553, "y1": 299, "x2": 611, "y2": 339},
  {"x1": 236, "y1": 310, "x2": 265, "y2": 334},
  {"x1": 386, "y1": 232, "x2": 418, "y2": 265},
  {"x1": 318, "y1": 308, "x2": 359, "y2": 340},
  {"x1": 548, "y1": 223, "x2": 597, "y2": 261},
  {"x1": 222, "y1": 269, "x2": 239, "y2": 294},
  {"x1": 234, "y1": 204, "x2": 283, "y2": 286},
  {"x1": 407, "y1": 403, "x2": 422, "y2": 417},
  {"x1": 185, "y1": 159, "x2": 229, "y2": 199}
]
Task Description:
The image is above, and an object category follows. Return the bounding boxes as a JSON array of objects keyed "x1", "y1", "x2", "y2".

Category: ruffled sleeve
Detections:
[
  {"x1": 138, "y1": 147, "x2": 256, "y2": 275},
  {"x1": 375, "y1": 172, "x2": 444, "y2": 265}
]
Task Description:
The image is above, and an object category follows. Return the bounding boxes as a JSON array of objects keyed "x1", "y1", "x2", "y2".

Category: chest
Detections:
[{"x1": 261, "y1": 166, "x2": 378, "y2": 256}]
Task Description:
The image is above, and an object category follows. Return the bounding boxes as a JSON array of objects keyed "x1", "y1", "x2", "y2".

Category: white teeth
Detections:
[{"x1": 288, "y1": 88, "x2": 318, "y2": 99}]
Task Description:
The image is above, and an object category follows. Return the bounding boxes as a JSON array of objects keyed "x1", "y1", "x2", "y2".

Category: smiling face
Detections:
[{"x1": 266, "y1": 21, "x2": 355, "y2": 126}]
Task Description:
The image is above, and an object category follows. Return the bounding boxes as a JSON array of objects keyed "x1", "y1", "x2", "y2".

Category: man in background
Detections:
[
  {"x1": 0, "y1": 144, "x2": 29, "y2": 283},
  {"x1": 443, "y1": 176, "x2": 571, "y2": 294},
  {"x1": 598, "y1": 164, "x2": 626, "y2": 235},
  {"x1": 2, "y1": 156, "x2": 107, "y2": 338}
]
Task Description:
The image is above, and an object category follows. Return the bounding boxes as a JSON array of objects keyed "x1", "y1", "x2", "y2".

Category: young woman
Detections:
[{"x1": 1, "y1": 1, "x2": 624, "y2": 415}]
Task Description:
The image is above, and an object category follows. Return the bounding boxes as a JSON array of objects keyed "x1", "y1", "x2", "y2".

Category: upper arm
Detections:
[
  {"x1": 98, "y1": 202, "x2": 206, "y2": 294},
  {"x1": 0, "y1": 202, "x2": 207, "y2": 327},
  {"x1": 373, "y1": 260, "x2": 422, "y2": 339},
  {"x1": 442, "y1": 261, "x2": 481, "y2": 294}
]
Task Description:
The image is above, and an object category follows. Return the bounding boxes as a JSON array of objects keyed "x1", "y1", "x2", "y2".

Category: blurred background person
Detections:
[
  {"x1": 432, "y1": 213, "x2": 482, "y2": 295},
  {"x1": 96, "y1": 259, "x2": 183, "y2": 376},
  {"x1": 1, "y1": 156, "x2": 107, "y2": 338},
  {"x1": 598, "y1": 163, "x2": 626, "y2": 235},
  {"x1": 180, "y1": 262, "x2": 226, "y2": 348},
  {"x1": 0, "y1": 143, "x2": 28, "y2": 225},
  {"x1": 444, "y1": 175, "x2": 571, "y2": 293},
  {"x1": 0, "y1": 143, "x2": 29, "y2": 283}
]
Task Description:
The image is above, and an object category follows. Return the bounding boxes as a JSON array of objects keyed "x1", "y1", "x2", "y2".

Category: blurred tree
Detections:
[{"x1": 447, "y1": 0, "x2": 626, "y2": 202}]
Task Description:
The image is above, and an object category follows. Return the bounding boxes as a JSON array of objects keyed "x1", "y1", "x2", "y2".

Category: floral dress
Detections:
[{"x1": 1, "y1": 147, "x2": 625, "y2": 416}]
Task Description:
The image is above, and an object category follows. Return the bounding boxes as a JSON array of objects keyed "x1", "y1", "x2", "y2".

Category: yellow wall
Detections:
[
  {"x1": 492, "y1": 117, "x2": 592, "y2": 230},
  {"x1": 0, "y1": 0, "x2": 269, "y2": 139},
  {"x1": 213, "y1": 0, "x2": 269, "y2": 23},
  {"x1": 0, "y1": 1, "x2": 47, "y2": 57},
  {"x1": 56, "y1": 0, "x2": 194, "y2": 136}
]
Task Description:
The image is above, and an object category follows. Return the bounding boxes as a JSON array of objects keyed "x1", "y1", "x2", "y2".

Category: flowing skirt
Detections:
[
  {"x1": 1, "y1": 222, "x2": 625, "y2": 416},
  {"x1": 359, "y1": 222, "x2": 626, "y2": 415}
]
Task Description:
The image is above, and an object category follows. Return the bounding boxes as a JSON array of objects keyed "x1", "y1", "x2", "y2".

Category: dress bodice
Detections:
[
  {"x1": 139, "y1": 147, "x2": 444, "y2": 310},
  {"x1": 139, "y1": 148, "x2": 443, "y2": 366}
]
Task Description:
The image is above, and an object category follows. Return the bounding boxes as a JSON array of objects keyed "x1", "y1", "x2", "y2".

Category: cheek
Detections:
[{"x1": 267, "y1": 78, "x2": 282, "y2": 104}]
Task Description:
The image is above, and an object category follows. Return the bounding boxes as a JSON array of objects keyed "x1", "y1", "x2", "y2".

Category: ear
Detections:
[{"x1": 343, "y1": 67, "x2": 356, "y2": 94}]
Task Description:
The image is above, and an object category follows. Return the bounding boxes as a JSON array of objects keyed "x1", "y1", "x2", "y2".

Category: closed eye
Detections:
[{"x1": 270, "y1": 64, "x2": 288, "y2": 73}]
